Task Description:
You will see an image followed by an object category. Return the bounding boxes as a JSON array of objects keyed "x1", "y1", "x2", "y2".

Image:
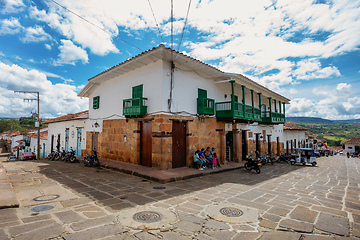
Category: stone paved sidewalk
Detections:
[{"x1": 0, "y1": 155, "x2": 359, "y2": 240}]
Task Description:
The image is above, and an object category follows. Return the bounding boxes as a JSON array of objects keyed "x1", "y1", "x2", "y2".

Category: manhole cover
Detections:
[
  {"x1": 31, "y1": 205, "x2": 54, "y2": 212},
  {"x1": 220, "y1": 207, "x2": 243, "y2": 217},
  {"x1": 153, "y1": 186, "x2": 166, "y2": 189},
  {"x1": 132, "y1": 211, "x2": 163, "y2": 223},
  {"x1": 33, "y1": 194, "x2": 60, "y2": 201}
]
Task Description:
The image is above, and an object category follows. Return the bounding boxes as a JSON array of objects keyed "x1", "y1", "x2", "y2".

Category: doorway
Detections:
[
  {"x1": 277, "y1": 137, "x2": 280, "y2": 156},
  {"x1": 51, "y1": 135, "x2": 54, "y2": 153},
  {"x1": 241, "y1": 130, "x2": 248, "y2": 160},
  {"x1": 255, "y1": 133, "x2": 260, "y2": 158},
  {"x1": 267, "y1": 135, "x2": 271, "y2": 155},
  {"x1": 140, "y1": 121, "x2": 152, "y2": 167},
  {"x1": 57, "y1": 134, "x2": 60, "y2": 151},
  {"x1": 65, "y1": 129, "x2": 69, "y2": 151},
  {"x1": 172, "y1": 121, "x2": 186, "y2": 168},
  {"x1": 76, "y1": 128, "x2": 82, "y2": 156},
  {"x1": 226, "y1": 132, "x2": 233, "y2": 161}
]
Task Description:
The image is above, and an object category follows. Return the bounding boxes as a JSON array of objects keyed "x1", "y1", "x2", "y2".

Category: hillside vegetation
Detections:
[
  {"x1": 0, "y1": 117, "x2": 41, "y2": 133},
  {"x1": 287, "y1": 117, "x2": 360, "y2": 146}
]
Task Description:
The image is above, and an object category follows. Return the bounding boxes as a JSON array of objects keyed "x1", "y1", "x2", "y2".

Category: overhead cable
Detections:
[
  {"x1": 147, "y1": 0, "x2": 164, "y2": 43},
  {"x1": 177, "y1": 0, "x2": 192, "y2": 52},
  {"x1": 48, "y1": 0, "x2": 143, "y2": 52}
]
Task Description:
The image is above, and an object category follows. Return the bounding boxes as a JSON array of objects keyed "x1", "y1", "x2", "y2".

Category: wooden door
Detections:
[
  {"x1": 51, "y1": 135, "x2": 54, "y2": 153},
  {"x1": 242, "y1": 130, "x2": 248, "y2": 160},
  {"x1": 226, "y1": 132, "x2": 233, "y2": 161},
  {"x1": 76, "y1": 128, "x2": 82, "y2": 156},
  {"x1": 172, "y1": 121, "x2": 186, "y2": 168},
  {"x1": 140, "y1": 121, "x2": 152, "y2": 167}
]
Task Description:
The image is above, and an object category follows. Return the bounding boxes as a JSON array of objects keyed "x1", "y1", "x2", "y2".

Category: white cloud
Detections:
[
  {"x1": 287, "y1": 82, "x2": 360, "y2": 120},
  {"x1": 21, "y1": 26, "x2": 52, "y2": 43},
  {"x1": 55, "y1": 39, "x2": 88, "y2": 65},
  {"x1": 0, "y1": 0, "x2": 25, "y2": 14},
  {"x1": 0, "y1": 52, "x2": 4, "y2": 57},
  {"x1": 0, "y1": 61, "x2": 88, "y2": 118},
  {"x1": 0, "y1": 18, "x2": 22, "y2": 35},
  {"x1": 45, "y1": 44, "x2": 52, "y2": 50},
  {"x1": 294, "y1": 58, "x2": 341, "y2": 80}
]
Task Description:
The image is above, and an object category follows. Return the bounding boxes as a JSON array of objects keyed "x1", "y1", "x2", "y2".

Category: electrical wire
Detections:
[
  {"x1": 147, "y1": 0, "x2": 164, "y2": 43},
  {"x1": 177, "y1": 0, "x2": 192, "y2": 52},
  {"x1": 48, "y1": 0, "x2": 143, "y2": 52}
]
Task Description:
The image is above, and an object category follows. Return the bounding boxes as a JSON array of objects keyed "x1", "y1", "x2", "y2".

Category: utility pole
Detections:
[{"x1": 14, "y1": 91, "x2": 40, "y2": 160}]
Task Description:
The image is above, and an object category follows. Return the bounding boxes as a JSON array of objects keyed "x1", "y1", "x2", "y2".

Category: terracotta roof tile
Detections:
[
  {"x1": 341, "y1": 138, "x2": 360, "y2": 145},
  {"x1": 43, "y1": 110, "x2": 88, "y2": 124},
  {"x1": 28, "y1": 130, "x2": 48, "y2": 139},
  {"x1": 283, "y1": 122, "x2": 309, "y2": 131}
]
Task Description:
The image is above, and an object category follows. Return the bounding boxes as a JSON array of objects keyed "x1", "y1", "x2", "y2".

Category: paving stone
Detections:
[
  {"x1": 204, "y1": 219, "x2": 230, "y2": 230},
  {"x1": 300, "y1": 234, "x2": 335, "y2": 240},
  {"x1": 233, "y1": 232, "x2": 261, "y2": 240},
  {"x1": 352, "y1": 223, "x2": 360, "y2": 238},
  {"x1": 174, "y1": 220, "x2": 202, "y2": 233},
  {"x1": 259, "y1": 219, "x2": 278, "y2": 229},
  {"x1": 104, "y1": 202, "x2": 133, "y2": 213},
  {"x1": 134, "y1": 231, "x2": 159, "y2": 240},
  {"x1": 177, "y1": 212, "x2": 206, "y2": 225},
  {"x1": 70, "y1": 215, "x2": 115, "y2": 231},
  {"x1": 202, "y1": 229, "x2": 237, "y2": 240},
  {"x1": 235, "y1": 190, "x2": 265, "y2": 200},
  {"x1": 0, "y1": 220, "x2": 21, "y2": 228},
  {"x1": 82, "y1": 211, "x2": 107, "y2": 218},
  {"x1": 311, "y1": 206, "x2": 347, "y2": 217},
  {"x1": 267, "y1": 206, "x2": 291, "y2": 217},
  {"x1": 73, "y1": 204, "x2": 103, "y2": 212},
  {"x1": 345, "y1": 201, "x2": 360, "y2": 211},
  {"x1": 289, "y1": 206, "x2": 318, "y2": 223},
  {"x1": 21, "y1": 214, "x2": 51, "y2": 223},
  {"x1": 0, "y1": 229, "x2": 8, "y2": 240},
  {"x1": 119, "y1": 193, "x2": 154, "y2": 205},
  {"x1": 279, "y1": 219, "x2": 314, "y2": 233},
  {"x1": 262, "y1": 213, "x2": 282, "y2": 222},
  {"x1": 353, "y1": 213, "x2": 360, "y2": 224},
  {"x1": 259, "y1": 231, "x2": 301, "y2": 240},
  {"x1": 13, "y1": 223, "x2": 65, "y2": 240},
  {"x1": 54, "y1": 210, "x2": 84, "y2": 224},
  {"x1": 160, "y1": 231, "x2": 192, "y2": 240},
  {"x1": 60, "y1": 198, "x2": 92, "y2": 208},
  {"x1": 0, "y1": 209, "x2": 18, "y2": 223},
  {"x1": 315, "y1": 213, "x2": 349, "y2": 236},
  {"x1": 95, "y1": 198, "x2": 124, "y2": 207},
  {"x1": 64, "y1": 224, "x2": 127, "y2": 240},
  {"x1": 9, "y1": 219, "x2": 56, "y2": 236}
]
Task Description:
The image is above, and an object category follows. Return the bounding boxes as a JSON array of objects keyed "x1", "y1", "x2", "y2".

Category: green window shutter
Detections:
[
  {"x1": 198, "y1": 88, "x2": 207, "y2": 98},
  {"x1": 93, "y1": 96, "x2": 100, "y2": 109},
  {"x1": 231, "y1": 94, "x2": 238, "y2": 102},
  {"x1": 132, "y1": 84, "x2": 143, "y2": 98}
]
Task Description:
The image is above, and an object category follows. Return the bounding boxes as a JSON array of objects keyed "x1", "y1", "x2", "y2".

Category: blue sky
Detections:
[{"x1": 0, "y1": 0, "x2": 359, "y2": 120}]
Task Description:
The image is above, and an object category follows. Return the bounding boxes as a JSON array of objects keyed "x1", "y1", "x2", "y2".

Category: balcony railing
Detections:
[
  {"x1": 123, "y1": 97, "x2": 148, "y2": 117},
  {"x1": 197, "y1": 98, "x2": 215, "y2": 115},
  {"x1": 261, "y1": 111, "x2": 285, "y2": 123},
  {"x1": 215, "y1": 101, "x2": 261, "y2": 121}
]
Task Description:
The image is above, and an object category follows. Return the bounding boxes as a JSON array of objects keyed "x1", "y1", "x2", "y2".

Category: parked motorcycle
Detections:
[
  {"x1": 277, "y1": 153, "x2": 291, "y2": 164},
  {"x1": 244, "y1": 155, "x2": 261, "y2": 174},
  {"x1": 84, "y1": 150, "x2": 99, "y2": 167},
  {"x1": 67, "y1": 148, "x2": 77, "y2": 163},
  {"x1": 266, "y1": 154, "x2": 275, "y2": 165}
]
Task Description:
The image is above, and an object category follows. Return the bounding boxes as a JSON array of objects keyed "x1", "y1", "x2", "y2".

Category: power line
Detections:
[
  {"x1": 147, "y1": 0, "x2": 164, "y2": 43},
  {"x1": 48, "y1": 0, "x2": 144, "y2": 52},
  {"x1": 177, "y1": 0, "x2": 192, "y2": 52}
]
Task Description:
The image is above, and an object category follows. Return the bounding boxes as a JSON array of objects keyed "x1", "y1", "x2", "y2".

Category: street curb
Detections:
[{"x1": 0, "y1": 161, "x2": 20, "y2": 209}]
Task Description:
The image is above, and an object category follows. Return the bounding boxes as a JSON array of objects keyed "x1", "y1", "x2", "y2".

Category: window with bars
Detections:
[{"x1": 93, "y1": 96, "x2": 100, "y2": 109}]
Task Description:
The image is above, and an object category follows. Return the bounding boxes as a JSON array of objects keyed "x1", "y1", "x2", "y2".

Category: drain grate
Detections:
[
  {"x1": 33, "y1": 194, "x2": 60, "y2": 202},
  {"x1": 153, "y1": 186, "x2": 166, "y2": 190},
  {"x1": 220, "y1": 207, "x2": 243, "y2": 217},
  {"x1": 31, "y1": 205, "x2": 54, "y2": 212},
  {"x1": 132, "y1": 211, "x2": 163, "y2": 223}
]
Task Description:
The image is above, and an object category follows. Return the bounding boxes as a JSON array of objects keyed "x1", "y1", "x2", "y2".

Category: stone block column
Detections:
[
  {"x1": 219, "y1": 131, "x2": 227, "y2": 165},
  {"x1": 232, "y1": 129, "x2": 241, "y2": 162}
]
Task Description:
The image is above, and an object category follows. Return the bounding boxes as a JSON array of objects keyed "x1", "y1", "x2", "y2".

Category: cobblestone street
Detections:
[{"x1": 0, "y1": 155, "x2": 359, "y2": 240}]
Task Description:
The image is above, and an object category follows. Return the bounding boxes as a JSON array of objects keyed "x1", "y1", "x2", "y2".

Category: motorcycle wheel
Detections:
[
  {"x1": 256, "y1": 168, "x2": 261, "y2": 174},
  {"x1": 244, "y1": 162, "x2": 251, "y2": 171},
  {"x1": 271, "y1": 161, "x2": 274, "y2": 165},
  {"x1": 312, "y1": 162, "x2": 317, "y2": 166},
  {"x1": 291, "y1": 161, "x2": 295, "y2": 165},
  {"x1": 92, "y1": 159, "x2": 99, "y2": 167},
  {"x1": 70, "y1": 157, "x2": 76, "y2": 163}
]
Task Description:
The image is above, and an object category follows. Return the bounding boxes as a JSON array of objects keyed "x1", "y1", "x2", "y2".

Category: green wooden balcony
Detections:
[
  {"x1": 123, "y1": 97, "x2": 148, "y2": 117},
  {"x1": 215, "y1": 101, "x2": 261, "y2": 121},
  {"x1": 261, "y1": 111, "x2": 285, "y2": 123},
  {"x1": 197, "y1": 98, "x2": 215, "y2": 115}
]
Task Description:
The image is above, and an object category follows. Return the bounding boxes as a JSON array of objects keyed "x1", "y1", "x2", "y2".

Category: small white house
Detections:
[
  {"x1": 28, "y1": 128, "x2": 48, "y2": 158},
  {"x1": 283, "y1": 122, "x2": 309, "y2": 153},
  {"x1": 44, "y1": 111, "x2": 88, "y2": 156},
  {"x1": 341, "y1": 138, "x2": 360, "y2": 155}
]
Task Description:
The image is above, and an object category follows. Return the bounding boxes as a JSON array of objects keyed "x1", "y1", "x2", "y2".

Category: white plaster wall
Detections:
[
  {"x1": 283, "y1": 130, "x2": 307, "y2": 149},
  {"x1": 88, "y1": 60, "x2": 164, "y2": 121},
  {"x1": 345, "y1": 144, "x2": 357, "y2": 154},
  {"x1": 46, "y1": 119, "x2": 87, "y2": 154}
]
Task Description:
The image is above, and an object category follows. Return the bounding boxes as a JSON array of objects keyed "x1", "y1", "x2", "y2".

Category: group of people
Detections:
[{"x1": 193, "y1": 147, "x2": 221, "y2": 170}]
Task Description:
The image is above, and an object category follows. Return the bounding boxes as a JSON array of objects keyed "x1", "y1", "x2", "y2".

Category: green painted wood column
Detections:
[
  {"x1": 279, "y1": 101, "x2": 282, "y2": 113},
  {"x1": 251, "y1": 89, "x2": 254, "y2": 117},
  {"x1": 274, "y1": 99, "x2": 277, "y2": 113},
  {"x1": 230, "y1": 80, "x2": 235, "y2": 116},
  {"x1": 242, "y1": 85, "x2": 245, "y2": 114},
  {"x1": 258, "y1": 93, "x2": 262, "y2": 120},
  {"x1": 283, "y1": 102, "x2": 286, "y2": 116},
  {"x1": 268, "y1": 97, "x2": 272, "y2": 120}
]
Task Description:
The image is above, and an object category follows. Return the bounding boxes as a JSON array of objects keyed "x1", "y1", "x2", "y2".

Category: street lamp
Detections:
[{"x1": 14, "y1": 91, "x2": 40, "y2": 160}]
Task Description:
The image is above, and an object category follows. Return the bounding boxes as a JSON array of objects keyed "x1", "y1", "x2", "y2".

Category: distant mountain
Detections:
[
  {"x1": 286, "y1": 117, "x2": 335, "y2": 124},
  {"x1": 336, "y1": 119, "x2": 360, "y2": 123}
]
